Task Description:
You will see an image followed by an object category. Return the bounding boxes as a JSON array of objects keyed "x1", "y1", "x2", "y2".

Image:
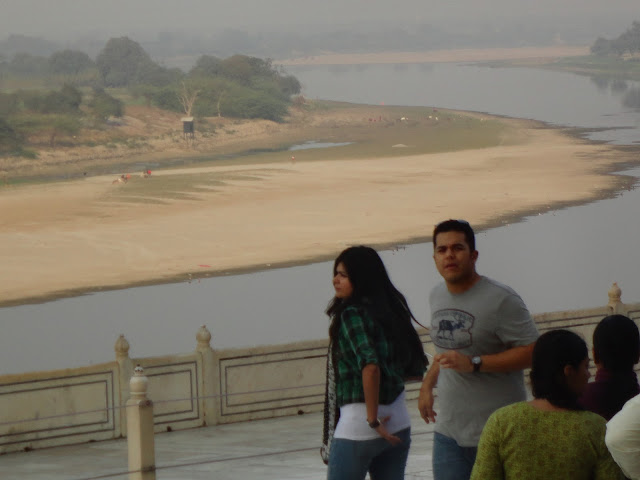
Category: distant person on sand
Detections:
[
  {"x1": 322, "y1": 246, "x2": 427, "y2": 480},
  {"x1": 579, "y1": 314, "x2": 640, "y2": 420}
]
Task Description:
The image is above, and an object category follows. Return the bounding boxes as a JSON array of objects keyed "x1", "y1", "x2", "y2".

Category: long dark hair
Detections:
[
  {"x1": 530, "y1": 329, "x2": 588, "y2": 410},
  {"x1": 592, "y1": 314, "x2": 640, "y2": 417},
  {"x1": 326, "y1": 245, "x2": 427, "y2": 373},
  {"x1": 593, "y1": 314, "x2": 640, "y2": 371}
]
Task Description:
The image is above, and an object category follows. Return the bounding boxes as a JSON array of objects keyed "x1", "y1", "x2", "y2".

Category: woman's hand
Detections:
[{"x1": 373, "y1": 415, "x2": 402, "y2": 445}]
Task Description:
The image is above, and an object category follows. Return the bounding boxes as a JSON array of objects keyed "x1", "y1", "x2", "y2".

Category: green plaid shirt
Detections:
[{"x1": 334, "y1": 305, "x2": 416, "y2": 407}]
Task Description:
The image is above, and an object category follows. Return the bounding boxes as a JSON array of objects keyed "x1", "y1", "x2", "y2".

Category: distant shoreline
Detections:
[{"x1": 277, "y1": 46, "x2": 590, "y2": 66}]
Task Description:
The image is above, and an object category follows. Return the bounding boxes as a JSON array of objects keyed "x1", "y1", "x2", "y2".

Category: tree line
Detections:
[
  {"x1": 591, "y1": 21, "x2": 640, "y2": 57},
  {"x1": 0, "y1": 37, "x2": 301, "y2": 157},
  {"x1": 0, "y1": 85, "x2": 123, "y2": 156}
]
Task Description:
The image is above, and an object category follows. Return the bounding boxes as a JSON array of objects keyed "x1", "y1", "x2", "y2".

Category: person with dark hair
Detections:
[
  {"x1": 579, "y1": 314, "x2": 640, "y2": 420},
  {"x1": 470, "y1": 329, "x2": 624, "y2": 479},
  {"x1": 418, "y1": 219, "x2": 539, "y2": 480},
  {"x1": 321, "y1": 245, "x2": 428, "y2": 480}
]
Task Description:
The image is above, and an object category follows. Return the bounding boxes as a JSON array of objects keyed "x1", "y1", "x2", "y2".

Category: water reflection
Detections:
[
  {"x1": 291, "y1": 63, "x2": 640, "y2": 144},
  {"x1": 623, "y1": 87, "x2": 640, "y2": 109},
  {"x1": 289, "y1": 141, "x2": 353, "y2": 151}
]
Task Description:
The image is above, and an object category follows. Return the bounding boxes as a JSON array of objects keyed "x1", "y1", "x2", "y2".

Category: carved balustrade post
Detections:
[
  {"x1": 196, "y1": 325, "x2": 221, "y2": 425},
  {"x1": 115, "y1": 334, "x2": 133, "y2": 437},
  {"x1": 607, "y1": 282, "x2": 625, "y2": 315},
  {"x1": 127, "y1": 366, "x2": 156, "y2": 480}
]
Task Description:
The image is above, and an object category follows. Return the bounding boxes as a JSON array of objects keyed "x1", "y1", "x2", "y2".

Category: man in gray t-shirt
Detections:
[{"x1": 419, "y1": 220, "x2": 539, "y2": 480}]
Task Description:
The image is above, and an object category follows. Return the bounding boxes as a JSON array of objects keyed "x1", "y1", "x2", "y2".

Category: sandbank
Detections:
[{"x1": 0, "y1": 110, "x2": 635, "y2": 307}]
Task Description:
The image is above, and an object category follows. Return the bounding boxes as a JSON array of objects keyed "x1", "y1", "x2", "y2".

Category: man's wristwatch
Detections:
[
  {"x1": 471, "y1": 355, "x2": 483, "y2": 372},
  {"x1": 367, "y1": 418, "x2": 381, "y2": 429}
]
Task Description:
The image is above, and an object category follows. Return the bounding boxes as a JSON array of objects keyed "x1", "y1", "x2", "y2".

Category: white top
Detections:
[
  {"x1": 606, "y1": 393, "x2": 640, "y2": 479},
  {"x1": 334, "y1": 391, "x2": 410, "y2": 440}
]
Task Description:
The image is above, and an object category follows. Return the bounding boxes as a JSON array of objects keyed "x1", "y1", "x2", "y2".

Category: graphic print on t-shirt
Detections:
[{"x1": 431, "y1": 308, "x2": 474, "y2": 350}]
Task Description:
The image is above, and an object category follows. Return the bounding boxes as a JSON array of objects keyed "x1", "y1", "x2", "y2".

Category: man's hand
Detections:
[
  {"x1": 418, "y1": 388, "x2": 437, "y2": 424},
  {"x1": 435, "y1": 350, "x2": 473, "y2": 373}
]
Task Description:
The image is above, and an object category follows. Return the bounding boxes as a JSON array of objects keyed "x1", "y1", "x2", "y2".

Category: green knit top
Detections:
[{"x1": 470, "y1": 402, "x2": 624, "y2": 480}]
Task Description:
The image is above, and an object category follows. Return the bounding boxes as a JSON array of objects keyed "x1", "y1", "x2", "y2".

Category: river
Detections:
[{"x1": 2, "y1": 62, "x2": 640, "y2": 375}]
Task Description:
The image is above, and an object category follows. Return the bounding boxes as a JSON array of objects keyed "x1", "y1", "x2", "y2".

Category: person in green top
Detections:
[
  {"x1": 470, "y1": 329, "x2": 624, "y2": 480},
  {"x1": 321, "y1": 246, "x2": 428, "y2": 480}
]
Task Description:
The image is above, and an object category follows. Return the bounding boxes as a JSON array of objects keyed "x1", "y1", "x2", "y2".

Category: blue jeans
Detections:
[
  {"x1": 327, "y1": 428, "x2": 411, "y2": 480},
  {"x1": 432, "y1": 432, "x2": 477, "y2": 480}
]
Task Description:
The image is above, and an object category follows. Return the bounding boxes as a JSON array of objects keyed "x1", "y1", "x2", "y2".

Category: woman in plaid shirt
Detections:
[{"x1": 322, "y1": 246, "x2": 428, "y2": 480}]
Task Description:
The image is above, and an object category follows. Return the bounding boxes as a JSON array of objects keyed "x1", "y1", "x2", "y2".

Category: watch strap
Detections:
[{"x1": 472, "y1": 356, "x2": 482, "y2": 372}]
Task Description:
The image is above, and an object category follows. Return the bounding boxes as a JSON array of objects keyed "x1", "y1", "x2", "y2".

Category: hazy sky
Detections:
[{"x1": 1, "y1": 0, "x2": 638, "y2": 40}]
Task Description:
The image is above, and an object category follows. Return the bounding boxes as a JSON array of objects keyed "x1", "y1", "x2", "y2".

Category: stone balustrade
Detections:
[{"x1": 1, "y1": 283, "x2": 638, "y2": 455}]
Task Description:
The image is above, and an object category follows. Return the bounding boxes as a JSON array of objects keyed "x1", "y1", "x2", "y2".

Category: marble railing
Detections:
[{"x1": 1, "y1": 283, "x2": 638, "y2": 454}]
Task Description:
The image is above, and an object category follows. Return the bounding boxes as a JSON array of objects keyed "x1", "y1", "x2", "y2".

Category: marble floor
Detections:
[{"x1": 0, "y1": 399, "x2": 434, "y2": 480}]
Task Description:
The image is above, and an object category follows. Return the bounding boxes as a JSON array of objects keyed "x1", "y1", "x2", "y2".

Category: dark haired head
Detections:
[
  {"x1": 530, "y1": 329, "x2": 588, "y2": 410},
  {"x1": 433, "y1": 219, "x2": 475, "y2": 252},
  {"x1": 330, "y1": 246, "x2": 390, "y2": 305},
  {"x1": 593, "y1": 315, "x2": 640, "y2": 372},
  {"x1": 326, "y1": 245, "x2": 427, "y2": 373}
]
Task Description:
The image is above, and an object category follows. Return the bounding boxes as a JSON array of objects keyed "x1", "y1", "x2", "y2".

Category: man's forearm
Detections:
[
  {"x1": 478, "y1": 343, "x2": 535, "y2": 373},
  {"x1": 420, "y1": 360, "x2": 440, "y2": 391}
]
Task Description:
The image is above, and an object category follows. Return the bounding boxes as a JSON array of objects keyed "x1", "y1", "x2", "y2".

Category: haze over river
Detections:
[{"x1": 3, "y1": 63, "x2": 640, "y2": 375}]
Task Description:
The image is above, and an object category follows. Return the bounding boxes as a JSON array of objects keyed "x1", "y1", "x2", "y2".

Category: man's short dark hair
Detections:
[{"x1": 433, "y1": 219, "x2": 476, "y2": 251}]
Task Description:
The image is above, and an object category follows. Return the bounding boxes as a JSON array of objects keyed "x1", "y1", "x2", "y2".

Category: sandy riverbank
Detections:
[{"x1": 0, "y1": 105, "x2": 636, "y2": 306}]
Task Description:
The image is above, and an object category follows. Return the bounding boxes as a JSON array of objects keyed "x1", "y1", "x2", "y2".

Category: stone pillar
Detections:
[
  {"x1": 127, "y1": 366, "x2": 156, "y2": 480},
  {"x1": 115, "y1": 334, "x2": 133, "y2": 437},
  {"x1": 607, "y1": 282, "x2": 625, "y2": 315},
  {"x1": 196, "y1": 325, "x2": 221, "y2": 426}
]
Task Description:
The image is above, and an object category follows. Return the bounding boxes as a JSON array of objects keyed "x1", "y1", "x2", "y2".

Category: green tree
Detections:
[
  {"x1": 88, "y1": 88, "x2": 124, "y2": 120},
  {"x1": 0, "y1": 92, "x2": 20, "y2": 116},
  {"x1": 218, "y1": 55, "x2": 255, "y2": 85},
  {"x1": 21, "y1": 85, "x2": 82, "y2": 114},
  {"x1": 592, "y1": 21, "x2": 640, "y2": 57},
  {"x1": 47, "y1": 114, "x2": 81, "y2": 146},
  {"x1": 129, "y1": 84, "x2": 161, "y2": 107},
  {"x1": 591, "y1": 37, "x2": 612, "y2": 56},
  {"x1": 189, "y1": 55, "x2": 223, "y2": 77},
  {"x1": 220, "y1": 85, "x2": 288, "y2": 121},
  {"x1": 48, "y1": 50, "x2": 95, "y2": 76},
  {"x1": 0, "y1": 117, "x2": 24, "y2": 154},
  {"x1": 11, "y1": 113, "x2": 80, "y2": 147},
  {"x1": 96, "y1": 37, "x2": 163, "y2": 87},
  {"x1": 150, "y1": 87, "x2": 182, "y2": 112},
  {"x1": 190, "y1": 77, "x2": 233, "y2": 117},
  {"x1": 276, "y1": 74, "x2": 302, "y2": 97},
  {"x1": 9, "y1": 53, "x2": 49, "y2": 76},
  {"x1": 137, "y1": 64, "x2": 183, "y2": 87}
]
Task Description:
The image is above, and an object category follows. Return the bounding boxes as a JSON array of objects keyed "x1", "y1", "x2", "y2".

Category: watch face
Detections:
[{"x1": 472, "y1": 356, "x2": 481, "y2": 365}]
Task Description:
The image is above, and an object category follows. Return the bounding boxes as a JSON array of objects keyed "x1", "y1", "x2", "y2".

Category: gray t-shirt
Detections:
[{"x1": 429, "y1": 276, "x2": 539, "y2": 446}]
